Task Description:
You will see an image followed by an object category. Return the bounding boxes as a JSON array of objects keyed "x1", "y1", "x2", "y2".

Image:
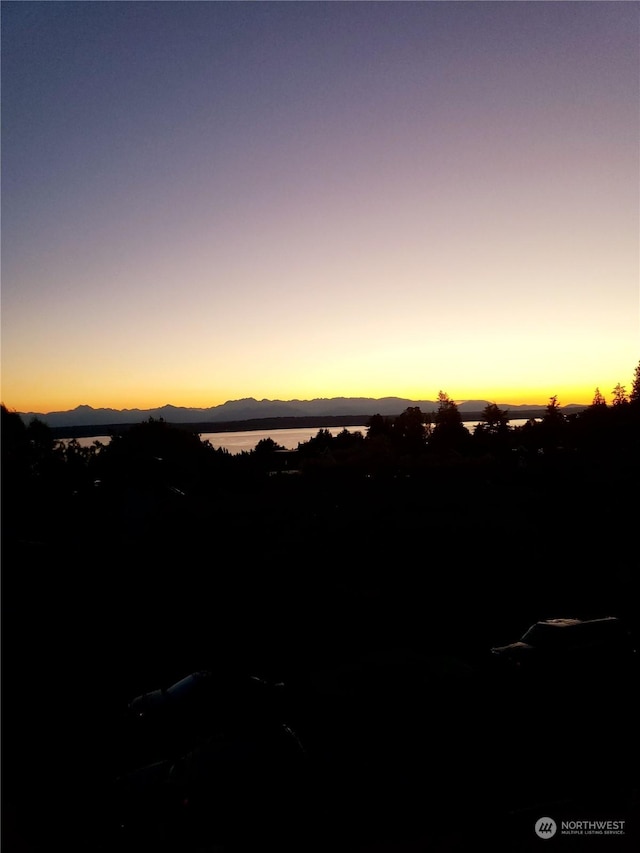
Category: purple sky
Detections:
[{"x1": 2, "y1": 1, "x2": 638, "y2": 412}]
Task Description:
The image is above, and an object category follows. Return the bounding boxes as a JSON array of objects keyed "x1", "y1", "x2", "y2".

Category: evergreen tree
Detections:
[
  {"x1": 430, "y1": 391, "x2": 470, "y2": 453},
  {"x1": 392, "y1": 406, "x2": 429, "y2": 451},
  {"x1": 254, "y1": 437, "x2": 285, "y2": 454},
  {"x1": 536, "y1": 395, "x2": 566, "y2": 452},
  {"x1": 366, "y1": 413, "x2": 392, "y2": 440},
  {"x1": 630, "y1": 361, "x2": 640, "y2": 404},
  {"x1": 477, "y1": 402, "x2": 510, "y2": 436},
  {"x1": 611, "y1": 383, "x2": 628, "y2": 406},
  {"x1": 543, "y1": 395, "x2": 564, "y2": 423},
  {"x1": 434, "y1": 391, "x2": 462, "y2": 428}
]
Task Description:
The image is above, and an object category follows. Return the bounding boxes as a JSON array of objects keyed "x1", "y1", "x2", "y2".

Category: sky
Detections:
[{"x1": 2, "y1": 1, "x2": 638, "y2": 414}]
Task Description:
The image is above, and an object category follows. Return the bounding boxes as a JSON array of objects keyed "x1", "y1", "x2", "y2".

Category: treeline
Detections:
[
  {"x1": 3, "y1": 368, "x2": 640, "y2": 491},
  {"x1": 2, "y1": 363, "x2": 639, "y2": 550},
  {"x1": 3, "y1": 371, "x2": 639, "y2": 846}
]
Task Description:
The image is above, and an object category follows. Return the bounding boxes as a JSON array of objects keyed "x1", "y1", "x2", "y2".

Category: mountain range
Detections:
[{"x1": 17, "y1": 397, "x2": 587, "y2": 429}]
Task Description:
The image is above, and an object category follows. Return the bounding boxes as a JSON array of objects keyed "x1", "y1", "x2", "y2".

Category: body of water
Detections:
[{"x1": 63, "y1": 419, "x2": 535, "y2": 453}]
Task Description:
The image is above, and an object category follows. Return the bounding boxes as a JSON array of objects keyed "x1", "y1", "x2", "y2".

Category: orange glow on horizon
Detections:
[
  {"x1": 2, "y1": 4, "x2": 637, "y2": 421},
  {"x1": 4, "y1": 376, "x2": 636, "y2": 416}
]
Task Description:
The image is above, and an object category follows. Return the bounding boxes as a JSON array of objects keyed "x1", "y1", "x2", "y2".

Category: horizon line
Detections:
[{"x1": 10, "y1": 395, "x2": 592, "y2": 417}]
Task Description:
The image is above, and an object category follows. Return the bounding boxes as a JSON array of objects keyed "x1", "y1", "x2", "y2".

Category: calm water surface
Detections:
[{"x1": 66, "y1": 420, "x2": 533, "y2": 453}]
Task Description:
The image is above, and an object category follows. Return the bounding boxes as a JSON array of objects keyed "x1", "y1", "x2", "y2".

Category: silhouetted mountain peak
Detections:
[{"x1": 17, "y1": 396, "x2": 586, "y2": 429}]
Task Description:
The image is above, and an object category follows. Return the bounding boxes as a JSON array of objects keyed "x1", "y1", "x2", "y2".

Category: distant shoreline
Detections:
[{"x1": 48, "y1": 409, "x2": 551, "y2": 440}]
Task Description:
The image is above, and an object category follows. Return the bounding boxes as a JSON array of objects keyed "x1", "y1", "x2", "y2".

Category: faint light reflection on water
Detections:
[{"x1": 62, "y1": 420, "x2": 533, "y2": 454}]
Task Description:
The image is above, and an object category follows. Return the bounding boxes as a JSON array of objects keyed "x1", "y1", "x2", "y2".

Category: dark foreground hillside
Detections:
[{"x1": 2, "y1": 421, "x2": 639, "y2": 852}]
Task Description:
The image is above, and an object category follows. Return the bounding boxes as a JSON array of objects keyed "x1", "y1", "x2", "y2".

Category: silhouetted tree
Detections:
[
  {"x1": 434, "y1": 391, "x2": 461, "y2": 427},
  {"x1": 472, "y1": 402, "x2": 511, "y2": 459},
  {"x1": 575, "y1": 386, "x2": 611, "y2": 448},
  {"x1": 392, "y1": 406, "x2": 429, "y2": 452},
  {"x1": 333, "y1": 427, "x2": 364, "y2": 449},
  {"x1": 1, "y1": 403, "x2": 27, "y2": 446},
  {"x1": 476, "y1": 402, "x2": 510, "y2": 436},
  {"x1": 254, "y1": 437, "x2": 285, "y2": 454},
  {"x1": 430, "y1": 392, "x2": 470, "y2": 454},
  {"x1": 26, "y1": 417, "x2": 69, "y2": 485},
  {"x1": 611, "y1": 383, "x2": 628, "y2": 406},
  {"x1": 530, "y1": 395, "x2": 566, "y2": 455},
  {"x1": 248, "y1": 436, "x2": 287, "y2": 474},
  {"x1": 366, "y1": 413, "x2": 393, "y2": 440},
  {"x1": 299, "y1": 428, "x2": 334, "y2": 454},
  {"x1": 1, "y1": 407, "x2": 74, "y2": 544},
  {"x1": 26, "y1": 415, "x2": 57, "y2": 457},
  {"x1": 605, "y1": 372, "x2": 639, "y2": 444},
  {"x1": 543, "y1": 395, "x2": 564, "y2": 424},
  {"x1": 1, "y1": 405, "x2": 30, "y2": 498},
  {"x1": 95, "y1": 417, "x2": 224, "y2": 495},
  {"x1": 631, "y1": 361, "x2": 640, "y2": 405},
  {"x1": 363, "y1": 414, "x2": 395, "y2": 475},
  {"x1": 56, "y1": 436, "x2": 103, "y2": 494},
  {"x1": 295, "y1": 429, "x2": 338, "y2": 475}
]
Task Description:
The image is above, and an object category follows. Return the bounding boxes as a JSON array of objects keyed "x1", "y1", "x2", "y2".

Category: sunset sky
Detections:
[{"x1": 2, "y1": 1, "x2": 638, "y2": 414}]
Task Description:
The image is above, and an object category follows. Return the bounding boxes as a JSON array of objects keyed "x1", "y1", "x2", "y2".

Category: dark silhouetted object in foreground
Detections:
[
  {"x1": 112, "y1": 670, "x2": 307, "y2": 851},
  {"x1": 490, "y1": 615, "x2": 637, "y2": 674}
]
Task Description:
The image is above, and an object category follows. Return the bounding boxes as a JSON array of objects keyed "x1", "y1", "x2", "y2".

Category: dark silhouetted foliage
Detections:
[
  {"x1": 2, "y1": 362, "x2": 640, "y2": 853},
  {"x1": 612, "y1": 382, "x2": 629, "y2": 406},
  {"x1": 631, "y1": 360, "x2": 640, "y2": 404},
  {"x1": 429, "y1": 391, "x2": 471, "y2": 454}
]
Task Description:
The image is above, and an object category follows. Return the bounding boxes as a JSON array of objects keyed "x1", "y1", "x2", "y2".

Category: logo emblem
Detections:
[{"x1": 535, "y1": 817, "x2": 557, "y2": 839}]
